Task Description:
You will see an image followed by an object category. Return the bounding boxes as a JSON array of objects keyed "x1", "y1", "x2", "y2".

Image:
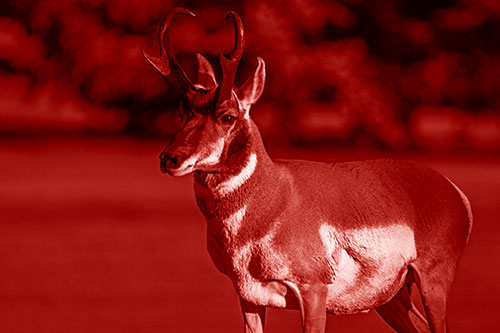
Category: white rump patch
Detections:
[{"x1": 216, "y1": 153, "x2": 257, "y2": 196}]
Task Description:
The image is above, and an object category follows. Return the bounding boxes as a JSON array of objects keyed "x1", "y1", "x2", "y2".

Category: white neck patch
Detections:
[{"x1": 216, "y1": 153, "x2": 257, "y2": 196}]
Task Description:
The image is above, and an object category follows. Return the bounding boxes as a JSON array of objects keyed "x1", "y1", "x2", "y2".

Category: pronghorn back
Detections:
[{"x1": 145, "y1": 8, "x2": 472, "y2": 332}]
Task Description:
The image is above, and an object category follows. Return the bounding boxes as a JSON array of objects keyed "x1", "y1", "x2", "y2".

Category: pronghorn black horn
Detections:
[
  {"x1": 142, "y1": 7, "x2": 196, "y2": 94},
  {"x1": 217, "y1": 11, "x2": 245, "y2": 104}
]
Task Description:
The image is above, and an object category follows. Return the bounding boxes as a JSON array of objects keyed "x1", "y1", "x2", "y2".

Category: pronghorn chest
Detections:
[
  {"x1": 203, "y1": 210, "x2": 295, "y2": 308},
  {"x1": 200, "y1": 194, "x2": 294, "y2": 308},
  {"x1": 194, "y1": 160, "x2": 292, "y2": 282}
]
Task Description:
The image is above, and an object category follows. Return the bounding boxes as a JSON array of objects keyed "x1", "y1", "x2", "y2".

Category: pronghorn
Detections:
[{"x1": 143, "y1": 8, "x2": 473, "y2": 333}]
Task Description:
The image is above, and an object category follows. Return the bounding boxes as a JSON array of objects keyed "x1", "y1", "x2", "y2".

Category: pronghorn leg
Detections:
[
  {"x1": 411, "y1": 263, "x2": 454, "y2": 333},
  {"x1": 300, "y1": 284, "x2": 328, "y2": 333},
  {"x1": 240, "y1": 298, "x2": 266, "y2": 333},
  {"x1": 375, "y1": 282, "x2": 430, "y2": 333}
]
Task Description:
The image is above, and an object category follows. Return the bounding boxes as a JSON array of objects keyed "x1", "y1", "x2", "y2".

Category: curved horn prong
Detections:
[
  {"x1": 217, "y1": 11, "x2": 245, "y2": 104},
  {"x1": 142, "y1": 7, "x2": 196, "y2": 94},
  {"x1": 225, "y1": 11, "x2": 245, "y2": 62},
  {"x1": 164, "y1": 8, "x2": 196, "y2": 92},
  {"x1": 159, "y1": 8, "x2": 194, "y2": 54}
]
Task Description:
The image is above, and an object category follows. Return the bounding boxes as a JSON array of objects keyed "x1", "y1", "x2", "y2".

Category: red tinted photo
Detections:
[{"x1": 1, "y1": 0, "x2": 498, "y2": 332}]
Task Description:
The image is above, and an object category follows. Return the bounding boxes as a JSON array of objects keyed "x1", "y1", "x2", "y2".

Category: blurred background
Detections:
[
  {"x1": 1, "y1": 0, "x2": 500, "y2": 149},
  {"x1": 1, "y1": 0, "x2": 500, "y2": 332}
]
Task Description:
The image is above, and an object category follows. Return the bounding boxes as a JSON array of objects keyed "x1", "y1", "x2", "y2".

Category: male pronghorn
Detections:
[{"x1": 143, "y1": 8, "x2": 472, "y2": 333}]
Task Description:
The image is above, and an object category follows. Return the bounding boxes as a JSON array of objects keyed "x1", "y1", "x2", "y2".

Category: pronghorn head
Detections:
[{"x1": 143, "y1": 8, "x2": 265, "y2": 176}]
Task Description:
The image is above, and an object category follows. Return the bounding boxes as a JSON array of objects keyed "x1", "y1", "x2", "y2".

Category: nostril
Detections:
[
  {"x1": 168, "y1": 155, "x2": 178, "y2": 166},
  {"x1": 160, "y1": 152, "x2": 182, "y2": 171}
]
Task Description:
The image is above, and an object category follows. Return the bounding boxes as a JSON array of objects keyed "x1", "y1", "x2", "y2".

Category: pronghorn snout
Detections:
[
  {"x1": 159, "y1": 151, "x2": 178, "y2": 173},
  {"x1": 159, "y1": 148, "x2": 180, "y2": 173},
  {"x1": 159, "y1": 149, "x2": 196, "y2": 176}
]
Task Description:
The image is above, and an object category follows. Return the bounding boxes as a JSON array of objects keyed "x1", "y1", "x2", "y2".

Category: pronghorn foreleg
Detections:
[
  {"x1": 299, "y1": 284, "x2": 328, "y2": 333},
  {"x1": 240, "y1": 298, "x2": 266, "y2": 333}
]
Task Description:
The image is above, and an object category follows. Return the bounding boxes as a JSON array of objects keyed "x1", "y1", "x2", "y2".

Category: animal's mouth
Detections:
[{"x1": 160, "y1": 158, "x2": 194, "y2": 176}]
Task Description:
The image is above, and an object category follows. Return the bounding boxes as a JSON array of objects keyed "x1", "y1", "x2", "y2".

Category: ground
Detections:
[{"x1": 0, "y1": 137, "x2": 498, "y2": 332}]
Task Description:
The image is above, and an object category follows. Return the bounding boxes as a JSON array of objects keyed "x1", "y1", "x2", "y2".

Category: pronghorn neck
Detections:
[
  {"x1": 193, "y1": 119, "x2": 279, "y2": 222},
  {"x1": 194, "y1": 119, "x2": 275, "y2": 196}
]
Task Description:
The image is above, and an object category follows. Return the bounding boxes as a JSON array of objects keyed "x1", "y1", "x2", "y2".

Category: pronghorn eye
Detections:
[{"x1": 220, "y1": 114, "x2": 236, "y2": 124}]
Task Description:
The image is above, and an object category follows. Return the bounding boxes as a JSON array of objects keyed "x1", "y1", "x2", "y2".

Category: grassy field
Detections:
[{"x1": 1, "y1": 138, "x2": 498, "y2": 332}]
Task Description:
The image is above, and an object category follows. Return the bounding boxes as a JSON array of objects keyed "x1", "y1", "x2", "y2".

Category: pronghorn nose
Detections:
[
  {"x1": 160, "y1": 151, "x2": 180, "y2": 172},
  {"x1": 166, "y1": 154, "x2": 178, "y2": 167}
]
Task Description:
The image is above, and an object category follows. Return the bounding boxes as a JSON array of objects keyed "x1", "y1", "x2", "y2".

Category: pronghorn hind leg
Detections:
[
  {"x1": 240, "y1": 298, "x2": 266, "y2": 333},
  {"x1": 375, "y1": 279, "x2": 430, "y2": 333},
  {"x1": 411, "y1": 263, "x2": 454, "y2": 333},
  {"x1": 299, "y1": 284, "x2": 328, "y2": 333}
]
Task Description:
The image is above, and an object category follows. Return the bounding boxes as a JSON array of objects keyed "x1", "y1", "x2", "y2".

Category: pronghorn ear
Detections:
[
  {"x1": 235, "y1": 57, "x2": 266, "y2": 112},
  {"x1": 197, "y1": 54, "x2": 217, "y2": 90}
]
